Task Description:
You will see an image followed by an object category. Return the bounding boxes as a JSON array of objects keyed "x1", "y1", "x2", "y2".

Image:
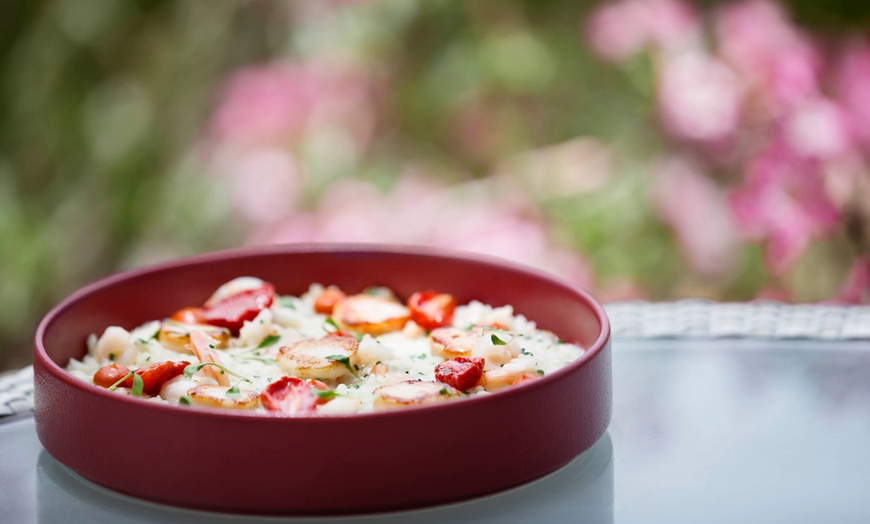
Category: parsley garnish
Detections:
[
  {"x1": 257, "y1": 334, "x2": 281, "y2": 349},
  {"x1": 537, "y1": 369, "x2": 545, "y2": 375},
  {"x1": 108, "y1": 371, "x2": 135, "y2": 391},
  {"x1": 439, "y1": 387, "x2": 451, "y2": 396},
  {"x1": 179, "y1": 396, "x2": 192, "y2": 406},
  {"x1": 491, "y1": 334, "x2": 507, "y2": 345},
  {"x1": 131, "y1": 373, "x2": 144, "y2": 397},
  {"x1": 326, "y1": 354, "x2": 358, "y2": 378},
  {"x1": 183, "y1": 362, "x2": 250, "y2": 383},
  {"x1": 323, "y1": 317, "x2": 340, "y2": 333},
  {"x1": 226, "y1": 384, "x2": 241, "y2": 399},
  {"x1": 312, "y1": 389, "x2": 337, "y2": 401}
]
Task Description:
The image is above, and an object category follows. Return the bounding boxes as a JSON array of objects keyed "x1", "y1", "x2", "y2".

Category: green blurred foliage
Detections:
[{"x1": 2, "y1": 0, "x2": 869, "y2": 371}]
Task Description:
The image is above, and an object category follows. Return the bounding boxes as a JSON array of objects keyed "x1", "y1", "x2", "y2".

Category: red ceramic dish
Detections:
[{"x1": 33, "y1": 244, "x2": 611, "y2": 515}]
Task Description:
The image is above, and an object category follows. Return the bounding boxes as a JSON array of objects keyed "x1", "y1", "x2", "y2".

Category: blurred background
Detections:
[{"x1": 2, "y1": 0, "x2": 870, "y2": 372}]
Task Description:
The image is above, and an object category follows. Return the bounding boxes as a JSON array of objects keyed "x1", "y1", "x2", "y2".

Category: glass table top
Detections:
[{"x1": 3, "y1": 338, "x2": 869, "y2": 523}]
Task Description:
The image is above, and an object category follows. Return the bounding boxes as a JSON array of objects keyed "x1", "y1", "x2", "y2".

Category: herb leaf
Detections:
[
  {"x1": 131, "y1": 373, "x2": 144, "y2": 397},
  {"x1": 257, "y1": 334, "x2": 281, "y2": 349},
  {"x1": 323, "y1": 317, "x2": 340, "y2": 333},
  {"x1": 183, "y1": 362, "x2": 251, "y2": 382},
  {"x1": 179, "y1": 396, "x2": 192, "y2": 406},
  {"x1": 312, "y1": 389, "x2": 337, "y2": 401},
  {"x1": 226, "y1": 384, "x2": 241, "y2": 399},
  {"x1": 491, "y1": 334, "x2": 507, "y2": 345},
  {"x1": 326, "y1": 354, "x2": 359, "y2": 378},
  {"x1": 108, "y1": 371, "x2": 135, "y2": 391}
]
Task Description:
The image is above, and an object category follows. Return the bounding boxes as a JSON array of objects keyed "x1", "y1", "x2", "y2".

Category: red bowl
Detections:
[{"x1": 33, "y1": 244, "x2": 611, "y2": 515}]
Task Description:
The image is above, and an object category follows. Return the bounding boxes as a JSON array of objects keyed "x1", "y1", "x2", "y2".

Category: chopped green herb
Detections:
[
  {"x1": 239, "y1": 356, "x2": 278, "y2": 365},
  {"x1": 278, "y1": 297, "x2": 297, "y2": 309},
  {"x1": 226, "y1": 385, "x2": 241, "y2": 399},
  {"x1": 419, "y1": 353, "x2": 427, "y2": 359},
  {"x1": 145, "y1": 355, "x2": 151, "y2": 362},
  {"x1": 179, "y1": 396, "x2": 192, "y2": 406},
  {"x1": 208, "y1": 344, "x2": 215, "y2": 349},
  {"x1": 439, "y1": 387, "x2": 451, "y2": 396},
  {"x1": 323, "y1": 317, "x2": 340, "y2": 333},
  {"x1": 257, "y1": 334, "x2": 281, "y2": 349},
  {"x1": 108, "y1": 371, "x2": 135, "y2": 391},
  {"x1": 183, "y1": 362, "x2": 250, "y2": 382},
  {"x1": 312, "y1": 389, "x2": 337, "y2": 401},
  {"x1": 108, "y1": 353, "x2": 115, "y2": 361},
  {"x1": 131, "y1": 373, "x2": 144, "y2": 397},
  {"x1": 326, "y1": 354, "x2": 358, "y2": 378},
  {"x1": 491, "y1": 334, "x2": 507, "y2": 345},
  {"x1": 537, "y1": 369, "x2": 545, "y2": 375},
  {"x1": 362, "y1": 286, "x2": 390, "y2": 297}
]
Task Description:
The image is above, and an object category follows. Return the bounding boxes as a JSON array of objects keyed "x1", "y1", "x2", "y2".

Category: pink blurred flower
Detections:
[
  {"x1": 584, "y1": 0, "x2": 699, "y2": 61},
  {"x1": 248, "y1": 176, "x2": 594, "y2": 290},
  {"x1": 654, "y1": 156, "x2": 739, "y2": 277},
  {"x1": 782, "y1": 97, "x2": 851, "y2": 160},
  {"x1": 657, "y1": 51, "x2": 743, "y2": 143},
  {"x1": 833, "y1": 39, "x2": 870, "y2": 153},
  {"x1": 208, "y1": 60, "x2": 376, "y2": 150},
  {"x1": 714, "y1": 0, "x2": 821, "y2": 114},
  {"x1": 218, "y1": 148, "x2": 303, "y2": 223},
  {"x1": 729, "y1": 142, "x2": 840, "y2": 272},
  {"x1": 209, "y1": 63, "x2": 317, "y2": 146}
]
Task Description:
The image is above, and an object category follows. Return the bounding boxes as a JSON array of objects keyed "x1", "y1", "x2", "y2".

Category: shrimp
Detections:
[
  {"x1": 480, "y1": 359, "x2": 538, "y2": 391},
  {"x1": 189, "y1": 328, "x2": 230, "y2": 387},
  {"x1": 94, "y1": 326, "x2": 139, "y2": 366}
]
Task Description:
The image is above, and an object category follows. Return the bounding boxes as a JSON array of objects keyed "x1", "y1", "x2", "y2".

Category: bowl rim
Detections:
[{"x1": 34, "y1": 242, "x2": 611, "y2": 424}]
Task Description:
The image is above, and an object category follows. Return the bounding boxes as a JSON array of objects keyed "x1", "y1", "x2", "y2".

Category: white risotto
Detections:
[{"x1": 66, "y1": 278, "x2": 584, "y2": 415}]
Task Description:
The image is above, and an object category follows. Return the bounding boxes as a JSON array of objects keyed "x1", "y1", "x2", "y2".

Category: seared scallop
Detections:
[
  {"x1": 373, "y1": 380, "x2": 458, "y2": 410},
  {"x1": 187, "y1": 385, "x2": 260, "y2": 410},
  {"x1": 333, "y1": 294, "x2": 410, "y2": 336},
  {"x1": 277, "y1": 334, "x2": 359, "y2": 379},
  {"x1": 429, "y1": 327, "x2": 483, "y2": 359}
]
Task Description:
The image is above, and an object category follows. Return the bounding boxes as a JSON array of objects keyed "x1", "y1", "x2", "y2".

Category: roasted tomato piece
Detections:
[
  {"x1": 434, "y1": 356, "x2": 485, "y2": 391},
  {"x1": 261, "y1": 377, "x2": 329, "y2": 415},
  {"x1": 123, "y1": 360, "x2": 191, "y2": 396},
  {"x1": 314, "y1": 286, "x2": 346, "y2": 315},
  {"x1": 200, "y1": 283, "x2": 275, "y2": 334},
  {"x1": 93, "y1": 363, "x2": 131, "y2": 389},
  {"x1": 408, "y1": 291, "x2": 456, "y2": 330},
  {"x1": 170, "y1": 307, "x2": 205, "y2": 324}
]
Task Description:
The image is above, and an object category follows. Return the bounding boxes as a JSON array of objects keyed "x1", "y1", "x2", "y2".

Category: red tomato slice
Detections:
[
  {"x1": 314, "y1": 286, "x2": 346, "y2": 315},
  {"x1": 407, "y1": 290, "x2": 456, "y2": 330},
  {"x1": 260, "y1": 377, "x2": 321, "y2": 415},
  {"x1": 93, "y1": 363, "x2": 131, "y2": 389},
  {"x1": 170, "y1": 307, "x2": 205, "y2": 324},
  {"x1": 123, "y1": 360, "x2": 191, "y2": 396},
  {"x1": 201, "y1": 283, "x2": 275, "y2": 334},
  {"x1": 434, "y1": 356, "x2": 485, "y2": 391}
]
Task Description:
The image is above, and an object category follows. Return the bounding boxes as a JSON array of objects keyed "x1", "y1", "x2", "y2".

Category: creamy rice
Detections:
[{"x1": 67, "y1": 282, "x2": 584, "y2": 415}]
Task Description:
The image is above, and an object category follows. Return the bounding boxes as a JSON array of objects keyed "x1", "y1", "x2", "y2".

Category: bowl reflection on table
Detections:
[
  {"x1": 36, "y1": 432, "x2": 614, "y2": 524},
  {"x1": 33, "y1": 244, "x2": 612, "y2": 515}
]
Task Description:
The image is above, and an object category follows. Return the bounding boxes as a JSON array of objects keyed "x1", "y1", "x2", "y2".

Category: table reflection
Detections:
[{"x1": 37, "y1": 432, "x2": 613, "y2": 524}]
